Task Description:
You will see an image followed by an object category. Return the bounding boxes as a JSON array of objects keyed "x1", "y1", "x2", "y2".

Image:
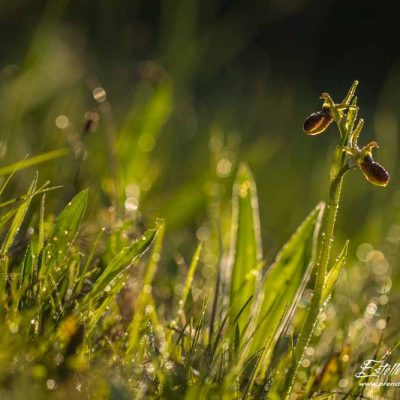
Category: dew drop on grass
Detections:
[
  {"x1": 9, "y1": 322, "x2": 19, "y2": 334},
  {"x1": 75, "y1": 382, "x2": 82, "y2": 392},
  {"x1": 145, "y1": 305, "x2": 154, "y2": 315},
  {"x1": 46, "y1": 379, "x2": 56, "y2": 390},
  {"x1": 216, "y1": 158, "x2": 232, "y2": 177},
  {"x1": 55, "y1": 115, "x2": 69, "y2": 129},
  {"x1": 163, "y1": 361, "x2": 172, "y2": 372},
  {"x1": 145, "y1": 363, "x2": 155, "y2": 374},
  {"x1": 305, "y1": 347, "x2": 314, "y2": 357},
  {"x1": 54, "y1": 354, "x2": 64, "y2": 365},
  {"x1": 143, "y1": 284, "x2": 152, "y2": 294},
  {"x1": 93, "y1": 87, "x2": 107, "y2": 103},
  {"x1": 376, "y1": 319, "x2": 387, "y2": 330},
  {"x1": 365, "y1": 302, "x2": 377, "y2": 316},
  {"x1": 338, "y1": 378, "x2": 349, "y2": 388},
  {"x1": 379, "y1": 294, "x2": 388, "y2": 305}
]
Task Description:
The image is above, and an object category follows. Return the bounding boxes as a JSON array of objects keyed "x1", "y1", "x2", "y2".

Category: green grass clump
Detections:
[
  {"x1": 0, "y1": 81, "x2": 395, "y2": 400},
  {"x1": 0, "y1": 156, "x2": 323, "y2": 399}
]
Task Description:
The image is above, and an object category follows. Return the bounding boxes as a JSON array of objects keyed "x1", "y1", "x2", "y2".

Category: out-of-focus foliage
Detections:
[{"x1": 0, "y1": 1, "x2": 399, "y2": 399}]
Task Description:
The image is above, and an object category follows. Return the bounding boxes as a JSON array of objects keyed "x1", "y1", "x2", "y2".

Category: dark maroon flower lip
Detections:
[
  {"x1": 360, "y1": 156, "x2": 390, "y2": 187},
  {"x1": 342, "y1": 141, "x2": 390, "y2": 187},
  {"x1": 303, "y1": 107, "x2": 332, "y2": 135}
]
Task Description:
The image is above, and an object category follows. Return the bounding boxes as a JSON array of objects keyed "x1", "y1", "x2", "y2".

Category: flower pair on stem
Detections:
[
  {"x1": 284, "y1": 81, "x2": 389, "y2": 399},
  {"x1": 304, "y1": 81, "x2": 390, "y2": 186}
]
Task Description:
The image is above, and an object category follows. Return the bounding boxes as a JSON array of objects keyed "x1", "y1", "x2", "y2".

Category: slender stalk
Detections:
[
  {"x1": 283, "y1": 158, "x2": 349, "y2": 399},
  {"x1": 281, "y1": 83, "x2": 361, "y2": 398}
]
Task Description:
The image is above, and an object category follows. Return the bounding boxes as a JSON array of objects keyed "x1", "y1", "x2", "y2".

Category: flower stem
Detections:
[{"x1": 283, "y1": 153, "x2": 349, "y2": 399}]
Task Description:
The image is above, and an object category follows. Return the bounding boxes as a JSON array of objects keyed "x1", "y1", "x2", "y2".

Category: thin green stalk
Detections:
[
  {"x1": 282, "y1": 84, "x2": 359, "y2": 397},
  {"x1": 283, "y1": 160, "x2": 349, "y2": 399}
]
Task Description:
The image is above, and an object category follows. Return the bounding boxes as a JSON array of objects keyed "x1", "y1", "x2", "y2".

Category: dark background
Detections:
[{"x1": 0, "y1": 0, "x2": 399, "y2": 271}]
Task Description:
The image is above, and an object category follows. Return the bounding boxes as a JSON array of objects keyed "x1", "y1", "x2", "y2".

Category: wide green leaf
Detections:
[
  {"x1": 229, "y1": 164, "x2": 262, "y2": 334},
  {"x1": 40, "y1": 189, "x2": 88, "y2": 278},
  {"x1": 250, "y1": 202, "x2": 324, "y2": 369}
]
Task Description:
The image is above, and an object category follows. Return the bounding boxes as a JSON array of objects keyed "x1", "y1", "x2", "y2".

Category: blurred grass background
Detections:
[{"x1": 1, "y1": 0, "x2": 400, "y2": 377}]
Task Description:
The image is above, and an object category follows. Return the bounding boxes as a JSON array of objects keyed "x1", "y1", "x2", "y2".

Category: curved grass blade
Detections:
[
  {"x1": 0, "y1": 148, "x2": 68, "y2": 177},
  {"x1": 0, "y1": 175, "x2": 38, "y2": 257},
  {"x1": 80, "y1": 223, "x2": 160, "y2": 335},
  {"x1": 322, "y1": 240, "x2": 349, "y2": 303},
  {"x1": 82, "y1": 225, "x2": 158, "y2": 307},
  {"x1": 0, "y1": 176, "x2": 38, "y2": 309},
  {"x1": 126, "y1": 220, "x2": 165, "y2": 356}
]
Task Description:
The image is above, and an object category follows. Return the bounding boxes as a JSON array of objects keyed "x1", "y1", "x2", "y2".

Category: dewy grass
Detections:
[
  {"x1": 284, "y1": 81, "x2": 390, "y2": 399},
  {"x1": 0, "y1": 81, "x2": 391, "y2": 399}
]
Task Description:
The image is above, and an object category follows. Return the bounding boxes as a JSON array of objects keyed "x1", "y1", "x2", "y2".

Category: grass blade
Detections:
[
  {"x1": 322, "y1": 240, "x2": 349, "y2": 303},
  {"x1": 126, "y1": 220, "x2": 165, "y2": 356},
  {"x1": 40, "y1": 189, "x2": 88, "y2": 278},
  {"x1": 0, "y1": 175, "x2": 38, "y2": 257},
  {"x1": 81, "y1": 224, "x2": 159, "y2": 309},
  {"x1": 0, "y1": 148, "x2": 68, "y2": 177},
  {"x1": 178, "y1": 241, "x2": 203, "y2": 317}
]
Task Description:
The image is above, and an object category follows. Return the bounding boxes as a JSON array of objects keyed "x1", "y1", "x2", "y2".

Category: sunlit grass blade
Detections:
[
  {"x1": 0, "y1": 183, "x2": 60, "y2": 210},
  {"x1": 37, "y1": 194, "x2": 45, "y2": 256},
  {"x1": 186, "y1": 291, "x2": 211, "y2": 371},
  {"x1": 75, "y1": 229, "x2": 104, "y2": 294},
  {"x1": 251, "y1": 202, "x2": 324, "y2": 381},
  {"x1": 322, "y1": 240, "x2": 349, "y2": 303},
  {"x1": 229, "y1": 163, "x2": 262, "y2": 334},
  {"x1": 83, "y1": 228, "x2": 157, "y2": 305},
  {"x1": 20, "y1": 243, "x2": 34, "y2": 289},
  {"x1": 0, "y1": 175, "x2": 38, "y2": 257},
  {"x1": 80, "y1": 224, "x2": 160, "y2": 335},
  {"x1": 40, "y1": 189, "x2": 88, "y2": 278},
  {"x1": 0, "y1": 176, "x2": 37, "y2": 309},
  {"x1": 0, "y1": 148, "x2": 68, "y2": 177},
  {"x1": 126, "y1": 220, "x2": 165, "y2": 356},
  {"x1": 177, "y1": 241, "x2": 203, "y2": 318},
  {"x1": 0, "y1": 169, "x2": 17, "y2": 197},
  {"x1": 0, "y1": 208, "x2": 18, "y2": 231}
]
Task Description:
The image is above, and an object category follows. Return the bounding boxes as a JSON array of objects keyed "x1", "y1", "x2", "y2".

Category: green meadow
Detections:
[{"x1": 0, "y1": 2, "x2": 399, "y2": 399}]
